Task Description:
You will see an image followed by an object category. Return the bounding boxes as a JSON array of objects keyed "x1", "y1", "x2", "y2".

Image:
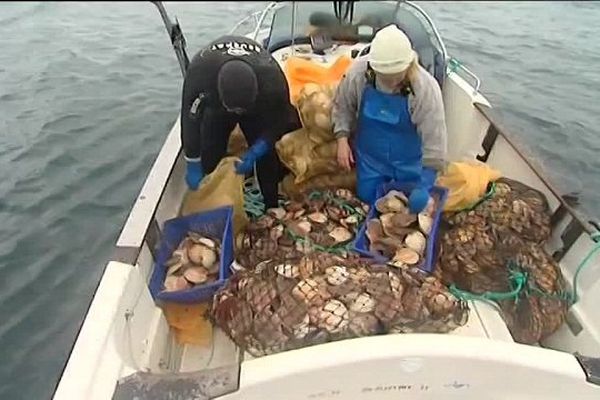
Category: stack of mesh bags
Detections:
[
  {"x1": 276, "y1": 83, "x2": 356, "y2": 200},
  {"x1": 435, "y1": 177, "x2": 569, "y2": 344}
]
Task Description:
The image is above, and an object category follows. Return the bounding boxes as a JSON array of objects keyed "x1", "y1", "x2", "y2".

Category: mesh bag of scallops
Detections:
[
  {"x1": 210, "y1": 188, "x2": 469, "y2": 357},
  {"x1": 276, "y1": 83, "x2": 348, "y2": 186},
  {"x1": 435, "y1": 177, "x2": 571, "y2": 345}
]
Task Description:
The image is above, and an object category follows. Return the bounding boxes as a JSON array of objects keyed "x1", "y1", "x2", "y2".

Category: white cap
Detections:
[{"x1": 368, "y1": 24, "x2": 417, "y2": 75}]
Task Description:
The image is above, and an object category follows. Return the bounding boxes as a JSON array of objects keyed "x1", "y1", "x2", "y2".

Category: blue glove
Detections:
[
  {"x1": 235, "y1": 138, "x2": 270, "y2": 175},
  {"x1": 185, "y1": 160, "x2": 204, "y2": 190},
  {"x1": 408, "y1": 187, "x2": 430, "y2": 214},
  {"x1": 408, "y1": 167, "x2": 437, "y2": 214}
]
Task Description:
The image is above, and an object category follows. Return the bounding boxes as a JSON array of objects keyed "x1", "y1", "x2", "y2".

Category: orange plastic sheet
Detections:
[
  {"x1": 284, "y1": 55, "x2": 352, "y2": 105},
  {"x1": 163, "y1": 303, "x2": 213, "y2": 347}
]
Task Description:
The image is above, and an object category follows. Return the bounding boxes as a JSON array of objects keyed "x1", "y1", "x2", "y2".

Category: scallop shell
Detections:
[
  {"x1": 267, "y1": 207, "x2": 287, "y2": 220},
  {"x1": 308, "y1": 212, "x2": 328, "y2": 224},
  {"x1": 366, "y1": 219, "x2": 384, "y2": 243},
  {"x1": 424, "y1": 196, "x2": 436, "y2": 216},
  {"x1": 341, "y1": 215, "x2": 359, "y2": 229},
  {"x1": 192, "y1": 236, "x2": 217, "y2": 250},
  {"x1": 270, "y1": 224, "x2": 284, "y2": 242},
  {"x1": 375, "y1": 191, "x2": 408, "y2": 214},
  {"x1": 380, "y1": 212, "x2": 417, "y2": 229},
  {"x1": 393, "y1": 247, "x2": 420, "y2": 265},
  {"x1": 166, "y1": 260, "x2": 185, "y2": 276},
  {"x1": 325, "y1": 265, "x2": 349, "y2": 286},
  {"x1": 255, "y1": 259, "x2": 272, "y2": 274},
  {"x1": 418, "y1": 213, "x2": 433, "y2": 235},
  {"x1": 292, "y1": 279, "x2": 329, "y2": 305},
  {"x1": 316, "y1": 300, "x2": 349, "y2": 333},
  {"x1": 335, "y1": 189, "x2": 354, "y2": 200},
  {"x1": 405, "y1": 231, "x2": 427, "y2": 254},
  {"x1": 287, "y1": 220, "x2": 312, "y2": 237},
  {"x1": 188, "y1": 244, "x2": 217, "y2": 268},
  {"x1": 329, "y1": 227, "x2": 353, "y2": 244},
  {"x1": 163, "y1": 275, "x2": 191, "y2": 292},
  {"x1": 292, "y1": 314, "x2": 311, "y2": 339},
  {"x1": 349, "y1": 292, "x2": 376, "y2": 313},
  {"x1": 184, "y1": 267, "x2": 208, "y2": 284},
  {"x1": 275, "y1": 263, "x2": 300, "y2": 279}
]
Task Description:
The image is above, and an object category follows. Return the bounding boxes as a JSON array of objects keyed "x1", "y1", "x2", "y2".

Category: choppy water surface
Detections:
[{"x1": 0, "y1": 1, "x2": 598, "y2": 398}]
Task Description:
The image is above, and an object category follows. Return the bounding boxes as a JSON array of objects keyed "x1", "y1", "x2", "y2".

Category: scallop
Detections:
[
  {"x1": 270, "y1": 224, "x2": 284, "y2": 242},
  {"x1": 366, "y1": 219, "x2": 384, "y2": 243},
  {"x1": 375, "y1": 190, "x2": 409, "y2": 213},
  {"x1": 418, "y1": 213, "x2": 433, "y2": 235},
  {"x1": 292, "y1": 278, "x2": 329, "y2": 305},
  {"x1": 308, "y1": 212, "x2": 328, "y2": 224},
  {"x1": 393, "y1": 247, "x2": 420, "y2": 265},
  {"x1": 329, "y1": 227, "x2": 353, "y2": 244},
  {"x1": 335, "y1": 189, "x2": 354, "y2": 200},
  {"x1": 163, "y1": 275, "x2": 191, "y2": 292},
  {"x1": 275, "y1": 263, "x2": 300, "y2": 279},
  {"x1": 325, "y1": 265, "x2": 349, "y2": 286},
  {"x1": 316, "y1": 300, "x2": 349, "y2": 333},
  {"x1": 166, "y1": 260, "x2": 185, "y2": 276},
  {"x1": 267, "y1": 207, "x2": 287, "y2": 220},
  {"x1": 184, "y1": 267, "x2": 208, "y2": 284},
  {"x1": 349, "y1": 293, "x2": 376, "y2": 313},
  {"x1": 188, "y1": 244, "x2": 217, "y2": 268},
  {"x1": 289, "y1": 220, "x2": 312, "y2": 236},
  {"x1": 292, "y1": 315, "x2": 311, "y2": 339},
  {"x1": 199, "y1": 237, "x2": 217, "y2": 249},
  {"x1": 405, "y1": 231, "x2": 427, "y2": 254}
]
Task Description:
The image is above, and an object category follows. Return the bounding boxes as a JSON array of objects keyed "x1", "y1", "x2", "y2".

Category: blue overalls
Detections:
[{"x1": 355, "y1": 79, "x2": 435, "y2": 205}]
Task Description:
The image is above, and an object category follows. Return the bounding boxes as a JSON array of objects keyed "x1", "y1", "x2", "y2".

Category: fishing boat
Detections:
[{"x1": 52, "y1": 2, "x2": 600, "y2": 399}]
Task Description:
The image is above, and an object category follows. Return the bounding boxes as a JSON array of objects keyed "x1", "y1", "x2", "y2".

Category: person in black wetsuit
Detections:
[{"x1": 180, "y1": 35, "x2": 301, "y2": 208}]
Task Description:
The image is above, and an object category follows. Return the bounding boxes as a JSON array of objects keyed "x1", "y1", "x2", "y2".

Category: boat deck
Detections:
[{"x1": 173, "y1": 299, "x2": 514, "y2": 373}]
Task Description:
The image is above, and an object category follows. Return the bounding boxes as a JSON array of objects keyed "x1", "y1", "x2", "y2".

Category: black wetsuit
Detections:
[{"x1": 180, "y1": 35, "x2": 301, "y2": 208}]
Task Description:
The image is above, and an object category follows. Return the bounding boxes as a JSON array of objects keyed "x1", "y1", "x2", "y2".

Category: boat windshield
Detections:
[{"x1": 266, "y1": 1, "x2": 436, "y2": 52}]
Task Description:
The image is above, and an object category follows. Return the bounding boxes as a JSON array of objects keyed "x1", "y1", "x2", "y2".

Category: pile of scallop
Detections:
[
  {"x1": 366, "y1": 190, "x2": 439, "y2": 269},
  {"x1": 162, "y1": 232, "x2": 221, "y2": 292}
]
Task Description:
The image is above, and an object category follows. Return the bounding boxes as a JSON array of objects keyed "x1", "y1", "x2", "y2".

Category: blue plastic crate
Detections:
[
  {"x1": 352, "y1": 181, "x2": 448, "y2": 273},
  {"x1": 148, "y1": 205, "x2": 234, "y2": 304}
]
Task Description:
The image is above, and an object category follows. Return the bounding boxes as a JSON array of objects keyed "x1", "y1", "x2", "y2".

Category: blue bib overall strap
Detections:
[{"x1": 355, "y1": 71, "x2": 432, "y2": 205}]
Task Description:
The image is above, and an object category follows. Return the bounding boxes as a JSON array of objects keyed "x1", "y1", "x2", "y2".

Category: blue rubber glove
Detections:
[
  {"x1": 235, "y1": 138, "x2": 270, "y2": 175},
  {"x1": 185, "y1": 160, "x2": 204, "y2": 190},
  {"x1": 408, "y1": 167, "x2": 437, "y2": 214},
  {"x1": 408, "y1": 187, "x2": 430, "y2": 214}
]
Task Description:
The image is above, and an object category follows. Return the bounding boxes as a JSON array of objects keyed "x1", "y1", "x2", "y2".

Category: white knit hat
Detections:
[{"x1": 368, "y1": 24, "x2": 417, "y2": 74}]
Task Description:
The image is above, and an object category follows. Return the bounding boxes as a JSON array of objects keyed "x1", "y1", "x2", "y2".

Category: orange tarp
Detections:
[{"x1": 284, "y1": 55, "x2": 352, "y2": 104}]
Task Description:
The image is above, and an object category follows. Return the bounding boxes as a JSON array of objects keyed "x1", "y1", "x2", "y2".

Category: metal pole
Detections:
[
  {"x1": 151, "y1": 1, "x2": 189, "y2": 77},
  {"x1": 291, "y1": 1, "x2": 296, "y2": 57}
]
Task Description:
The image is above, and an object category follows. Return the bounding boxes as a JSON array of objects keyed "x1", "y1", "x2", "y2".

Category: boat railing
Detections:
[{"x1": 228, "y1": 2, "x2": 282, "y2": 41}]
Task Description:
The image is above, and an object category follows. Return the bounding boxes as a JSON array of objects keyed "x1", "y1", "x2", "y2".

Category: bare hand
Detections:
[{"x1": 336, "y1": 137, "x2": 354, "y2": 171}]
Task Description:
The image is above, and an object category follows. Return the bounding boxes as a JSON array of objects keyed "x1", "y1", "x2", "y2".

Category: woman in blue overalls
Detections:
[{"x1": 332, "y1": 24, "x2": 447, "y2": 212}]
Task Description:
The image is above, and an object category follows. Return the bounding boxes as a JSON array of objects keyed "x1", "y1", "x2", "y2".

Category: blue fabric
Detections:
[
  {"x1": 355, "y1": 84, "x2": 424, "y2": 204},
  {"x1": 185, "y1": 160, "x2": 204, "y2": 190},
  {"x1": 236, "y1": 138, "x2": 270, "y2": 175}
]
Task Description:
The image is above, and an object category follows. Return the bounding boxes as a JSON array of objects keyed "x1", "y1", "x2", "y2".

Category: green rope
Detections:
[
  {"x1": 456, "y1": 182, "x2": 497, "y2": 212},
  {"x1": 449, "y1": 261, "x2": 528, "y2": 304},
  {"x1": 570, "y1": 231, "x2": 600, "y2": 303},
  {"x1": 450, "y1": 230, "x2": 600, "y2": 308}
]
